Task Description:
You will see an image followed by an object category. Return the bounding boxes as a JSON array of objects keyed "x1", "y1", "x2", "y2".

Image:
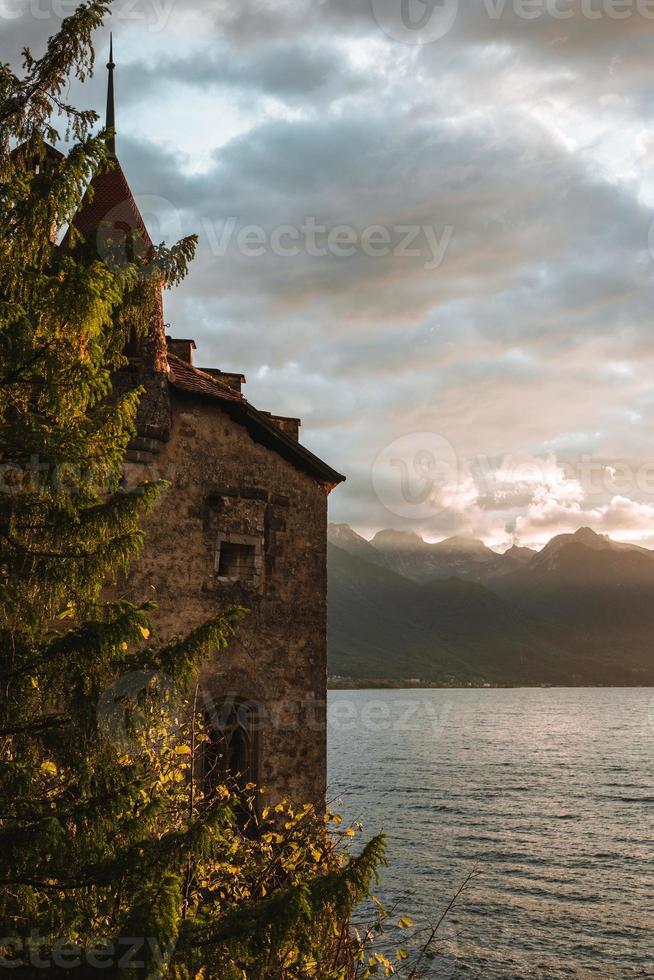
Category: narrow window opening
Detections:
[
  {"x1": 218, "y1": 542, "x2": 256, "y2": 580},
  {"x1": 203, "y1": 698, "x2": 260, "y2": 824}
]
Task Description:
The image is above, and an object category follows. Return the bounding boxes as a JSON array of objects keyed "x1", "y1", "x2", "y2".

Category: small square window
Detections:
[
  {"x1": 215, "y1": 533, "x2": 263, "y2": 588},
  {"x1": 218, "y1": 542, "x2": 256, "y2": 580}
]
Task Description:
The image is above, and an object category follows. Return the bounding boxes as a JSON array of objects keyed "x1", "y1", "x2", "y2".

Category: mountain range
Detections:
[{"x1": 327, "y1": 525, "x2": 654, "y2": 686}]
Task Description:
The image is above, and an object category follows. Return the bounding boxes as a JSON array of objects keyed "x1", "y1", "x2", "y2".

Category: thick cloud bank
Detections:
[{"x1": 4, "y1": 0, "x2": 654, "y2": 545}]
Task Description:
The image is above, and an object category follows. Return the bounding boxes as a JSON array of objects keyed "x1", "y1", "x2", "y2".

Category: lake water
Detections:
[{"x1": 327, "y1": 688, "x2": 654, "y2": 979}]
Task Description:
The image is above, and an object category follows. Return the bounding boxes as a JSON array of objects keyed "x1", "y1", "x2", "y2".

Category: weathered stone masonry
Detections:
[
  {"x1": 123, "y1": 350, "x2": 340, "y2": 806},
  {"x1": 68, "y1": 52, "x2": 345, "y2": 807}
]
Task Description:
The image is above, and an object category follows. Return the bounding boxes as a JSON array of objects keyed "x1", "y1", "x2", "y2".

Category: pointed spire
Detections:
[{"x1": 106, "y1": 33, "x2": 116, "y2": 157}]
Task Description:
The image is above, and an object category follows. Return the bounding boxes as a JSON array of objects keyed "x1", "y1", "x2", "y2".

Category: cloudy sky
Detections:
[{"x1": 5, "y1": 0, "x2": 654, "y2": 549}]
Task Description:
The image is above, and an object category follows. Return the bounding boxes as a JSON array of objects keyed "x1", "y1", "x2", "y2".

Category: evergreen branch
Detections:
[
  {"x1": 0, "y1": 1, "x2": 110, "y2": 133},
  {"x1": 179, "y1": 834, "x2": 387, "y2": 952},
  {"x1": 0, "y1": 527, "x2": 144, "y2": 561},
  {"x1": 0, "y1": 603, "x2": 156, "y2": 682},
  {"x1": 0, "y1": 716, "x2": 67, "y2": 737},
  {"x1": 153, "y1": 235, "x2": 199, "y2": 289},
  {"x1": 3, "y1": 803, "x2": 235, "y2": 894},
  {"x1": 150, "y1": 608, "x2": 248, "y2": 681},
  {"x1": 0, "y1": 340, "x2": 55, "y2": 388}
]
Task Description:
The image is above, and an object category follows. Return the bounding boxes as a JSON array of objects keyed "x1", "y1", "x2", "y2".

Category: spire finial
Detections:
[{"x1": 106, "y1": 33, "x2": 116, "y2": 157}]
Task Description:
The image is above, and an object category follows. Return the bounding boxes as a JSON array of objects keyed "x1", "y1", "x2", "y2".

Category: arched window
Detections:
[{"x1": 203, "y1": 697, "x2": 260, "y2": 799}]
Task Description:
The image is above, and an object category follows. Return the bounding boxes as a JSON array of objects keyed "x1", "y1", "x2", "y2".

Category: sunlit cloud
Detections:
[{"x1": 4, "y1": 1, "x2": 654, "y2": 547}]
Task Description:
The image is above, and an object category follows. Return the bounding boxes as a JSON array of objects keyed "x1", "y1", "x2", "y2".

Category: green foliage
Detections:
[{"x1": 0, "y1": 8, "x2": 390, "y2": 978}]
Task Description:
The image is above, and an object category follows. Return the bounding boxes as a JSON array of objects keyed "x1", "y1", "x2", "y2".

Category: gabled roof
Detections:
[
  {"x1": 167, "y1": 353, "x2": 345, "y2": 488},
  {"x1": 70, "y1": 159, "x2": 152, "y2": 248},
  {"x1": 11, "y1": 140, "x2": 64, "y2": 172}
]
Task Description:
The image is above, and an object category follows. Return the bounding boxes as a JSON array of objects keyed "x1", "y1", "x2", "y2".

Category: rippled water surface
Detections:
[{"x1": 327, "y1": 688, "x2": 654, "y2": 978}]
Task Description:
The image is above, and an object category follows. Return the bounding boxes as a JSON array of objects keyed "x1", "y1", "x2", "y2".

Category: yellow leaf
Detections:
[
  {"x1": 174, "y1": 745, "x2": 192, "y2": 756},
  {"x1": 40, "y1": 761, "x2": 57, "y2": 776},
  {"x1": 397, "y1": 916, "x2": 414, "y2": 929},
  {"x1": 139, "y1": 626, "x2": 150, "y2": 639},
  {"x1": 119, "y1": 642, "x2": 128, "y2": 652}
]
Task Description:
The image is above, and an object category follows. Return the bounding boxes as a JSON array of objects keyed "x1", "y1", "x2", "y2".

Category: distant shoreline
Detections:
[{"x1": 328, "y1": 679, "x2": 654, "y2": 690}]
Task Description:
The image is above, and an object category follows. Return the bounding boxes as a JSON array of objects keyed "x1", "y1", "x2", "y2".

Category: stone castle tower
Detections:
[{"x1": 72, "y1": 44, "x2": 344, "y2": 805}]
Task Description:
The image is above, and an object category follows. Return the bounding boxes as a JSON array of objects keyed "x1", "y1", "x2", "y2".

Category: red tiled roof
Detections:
[
  {"x1": 70, "y1": 160, "x2": 152, "y2": 250},
  {"x1": 167, "y1": 353, "x2": 243, "y2": 403},
  {"x1": 166, "y1": 354, "x2": 344, "y2": 486}
]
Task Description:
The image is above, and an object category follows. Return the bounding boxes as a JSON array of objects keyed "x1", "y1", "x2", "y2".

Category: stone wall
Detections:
[{"x1": 124, "y1": 389, "x2": 329, "y2": 807}]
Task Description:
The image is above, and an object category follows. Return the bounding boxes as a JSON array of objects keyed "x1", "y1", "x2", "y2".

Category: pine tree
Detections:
[{"x1": 0, "y1": 5, "x2": 386, "y2": 978}]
